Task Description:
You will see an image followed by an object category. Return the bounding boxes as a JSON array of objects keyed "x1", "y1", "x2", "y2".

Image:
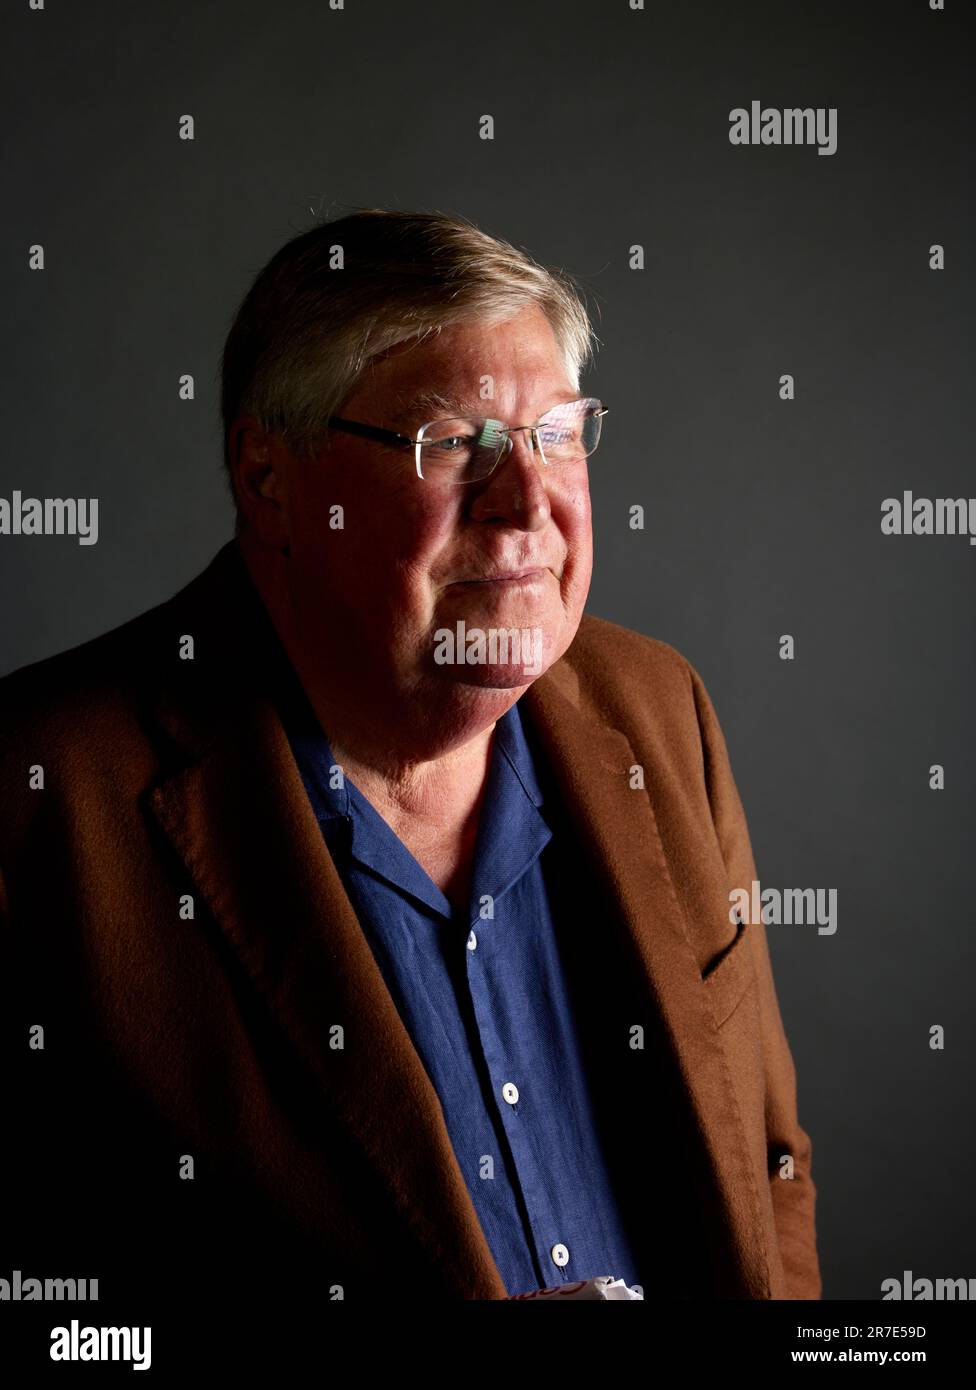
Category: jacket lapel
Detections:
[
  {"x1": 144, "y1": 547, "x2": 507, "y2": 1298},
  {"x1": 521, "y1": 661, "x2": 774, "y2": 1298}
]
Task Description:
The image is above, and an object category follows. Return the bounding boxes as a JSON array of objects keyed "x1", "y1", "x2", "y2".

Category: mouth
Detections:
[{"x1": 449, "y1": 567, "x2": 550, "y2": 587}]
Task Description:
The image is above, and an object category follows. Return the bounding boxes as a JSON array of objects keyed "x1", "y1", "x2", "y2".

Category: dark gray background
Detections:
[{"x1": 2, "y1": 0, "x2": 973, "y2": 1300}]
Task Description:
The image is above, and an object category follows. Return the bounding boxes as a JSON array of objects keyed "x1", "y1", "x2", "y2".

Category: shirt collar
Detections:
[
  {"x1": 467, "y1": 701, "x2": 551, "y2": 919},
  {"x1": 287, "y1": 699, "x2": 552, "y2": 924}
]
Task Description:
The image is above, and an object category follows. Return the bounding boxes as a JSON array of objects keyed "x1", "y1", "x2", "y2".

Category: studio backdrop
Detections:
[{"x1": 2, "y1": 0, "x2": 973, "y2": 1309}]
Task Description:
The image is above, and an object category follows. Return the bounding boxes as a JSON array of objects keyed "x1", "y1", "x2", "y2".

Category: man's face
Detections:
[{"x1": 282, "y1": 303, "x2": 594, "y2": 695}]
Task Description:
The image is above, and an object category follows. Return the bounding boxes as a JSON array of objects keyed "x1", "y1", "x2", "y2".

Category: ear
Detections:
[{"x1": 229, "y1": 418, "x2": 291, "y2": 552}]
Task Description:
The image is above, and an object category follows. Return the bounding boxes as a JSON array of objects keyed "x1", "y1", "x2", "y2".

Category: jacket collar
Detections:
[{"x1": 144, "y1": 541, "x2": 772, "y2": 1298}]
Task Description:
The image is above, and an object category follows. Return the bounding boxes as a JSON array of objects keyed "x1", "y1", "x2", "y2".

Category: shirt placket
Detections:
[{"x1": 462, "y1": 898, "x2": 583, "y2": 1288}]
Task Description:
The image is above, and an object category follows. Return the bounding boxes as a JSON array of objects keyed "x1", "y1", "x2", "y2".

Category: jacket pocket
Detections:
[{"x1": 700, "y1": 919, "x2": 758, "y2": 1027}]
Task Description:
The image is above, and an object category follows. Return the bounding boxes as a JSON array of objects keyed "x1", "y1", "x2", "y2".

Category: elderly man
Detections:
[{"x1": 0, "y1": 209, "x2": 820, "y2": 1306}]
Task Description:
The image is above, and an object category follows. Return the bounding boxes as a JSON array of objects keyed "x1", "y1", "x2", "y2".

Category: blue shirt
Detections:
[{"x1": 286, "y1": 697, "x2": 644, "y2": 1297}]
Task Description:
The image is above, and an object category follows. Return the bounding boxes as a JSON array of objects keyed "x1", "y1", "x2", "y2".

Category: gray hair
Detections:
[{"x1": 218, "y1": 207, "x2": 598, "y2": 507}]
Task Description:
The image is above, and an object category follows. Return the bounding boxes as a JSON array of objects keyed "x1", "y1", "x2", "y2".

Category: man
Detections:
[{"x1": 0, "y1": 209, "x2": 820, "y2": 1306}]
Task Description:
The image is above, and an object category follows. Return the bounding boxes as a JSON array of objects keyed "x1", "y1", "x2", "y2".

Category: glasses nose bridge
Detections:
[
  {"x1": 496, "y1": 422, "x2": 543, "y2": 469},
  {"x1": 507, "y1": 421, "x2": 541, "y2": 443}
]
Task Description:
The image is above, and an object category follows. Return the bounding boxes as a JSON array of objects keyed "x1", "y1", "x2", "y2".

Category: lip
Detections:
[{"x1": 450, "y1": 568, "x2": 549, "y2": 586}]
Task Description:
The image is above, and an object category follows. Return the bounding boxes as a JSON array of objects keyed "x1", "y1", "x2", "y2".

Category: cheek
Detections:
[
  {"x1": 396, "y1": 491, "x2": 465, "y2": 579},
  {"x1": 555, "y1": 481, "x2": 593, "y2": 580},
  {"x1": 287, "y1": 462, "x2": 346, "y2": 563},
  {"x1": 296, "y1": 480, "x2": 460, "y2": 619}
]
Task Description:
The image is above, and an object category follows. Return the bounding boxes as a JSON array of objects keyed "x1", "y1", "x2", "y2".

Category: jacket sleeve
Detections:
[{"x1": 686, "y1": 659, "x2": 823, "y2": 1300}]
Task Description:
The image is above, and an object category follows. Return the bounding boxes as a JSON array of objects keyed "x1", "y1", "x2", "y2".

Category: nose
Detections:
[{"x1": 468, "y1": 426, "x2": 551, "y2": 530}]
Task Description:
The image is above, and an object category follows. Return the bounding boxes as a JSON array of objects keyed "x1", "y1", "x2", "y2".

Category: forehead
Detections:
[{"x1": 349, "y1": 304, "x2": 575, "y2": 419}]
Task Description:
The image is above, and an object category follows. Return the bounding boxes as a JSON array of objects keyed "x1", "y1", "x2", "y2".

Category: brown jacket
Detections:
[{"x1": 0, "y1": 542, "x2": 820, "y2": 1303}]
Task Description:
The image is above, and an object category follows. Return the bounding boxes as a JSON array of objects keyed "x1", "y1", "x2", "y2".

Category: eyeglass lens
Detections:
[{"x1": 416, "y1": 398, "x2": 603, "y2": 481}]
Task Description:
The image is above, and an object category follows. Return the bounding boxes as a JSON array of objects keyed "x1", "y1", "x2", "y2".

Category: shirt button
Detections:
[
  {"x1": 467, "y1": 931, "x2": 477, "y2": 951},
  {"x1": 502, "y1": 1082, "x2": 519, "y2": 1105},
  {"x1": 551, "y1": 1244, "x2": 570, "y2": 1267}
]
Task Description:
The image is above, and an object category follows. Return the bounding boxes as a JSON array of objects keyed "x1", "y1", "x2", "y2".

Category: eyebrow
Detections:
[
  {"x1": 396, "y1": 389, "x2": 582, "y2": 423},
  {"x1": 398, "y1": 388, "x2": 476, "y2": 420}
]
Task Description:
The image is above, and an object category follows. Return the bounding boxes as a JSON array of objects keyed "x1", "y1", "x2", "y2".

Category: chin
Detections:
[
  {"x1": 445, "y1": 663, "x2": 547, "y2": 691},
  {"x1": 429, "y1": 615, "x2": 565, "y2": 685}
]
